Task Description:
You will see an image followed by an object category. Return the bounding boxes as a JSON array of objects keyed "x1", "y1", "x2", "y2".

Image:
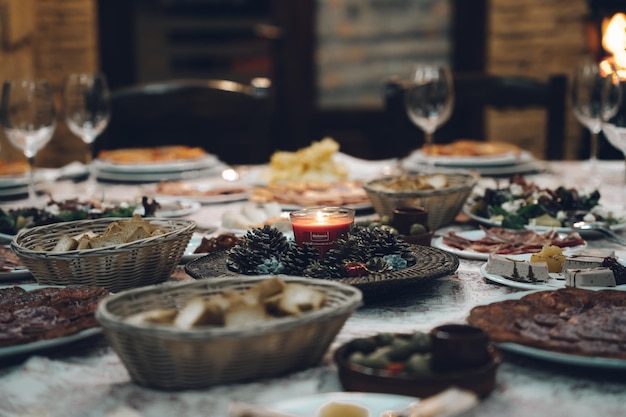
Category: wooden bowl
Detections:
[{"x1": 334, "y1": 334, "x2": 501, "y2": 398}]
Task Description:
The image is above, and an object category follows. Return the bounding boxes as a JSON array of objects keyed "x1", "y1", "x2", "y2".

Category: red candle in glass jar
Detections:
[{"x1": 289, "y1": 206, "x2": 355, "y2": 258}]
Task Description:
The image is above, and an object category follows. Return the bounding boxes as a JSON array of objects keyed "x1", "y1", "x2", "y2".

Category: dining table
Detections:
[{"x1": 1, "y1": 156, "x2": 626, "y2": 417}]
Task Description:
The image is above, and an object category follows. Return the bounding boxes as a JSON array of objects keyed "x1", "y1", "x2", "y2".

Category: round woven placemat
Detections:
[{"x1": 185, "y1": 245, "x2": 459, "y2": 300}]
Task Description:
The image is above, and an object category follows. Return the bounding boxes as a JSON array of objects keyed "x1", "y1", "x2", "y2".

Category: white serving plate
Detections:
[
  {"x1": 405, "y1": 151, "x2": 545, "y2": 176},
  {"x1": 407, "y1": 149, "x2": 521, "y2": 167},
  {"x1": 480, "y1": 253, "x2": 626, "y2": 291},
  {"x1": 477, "y1": 290, "x2": 626, "y2": 369},
  {"x1": 94, "y1": 154, "x2": 219, "y2": 173},
  {"x1": 433, "y1": 229, "x2": 586, "y2": 260},
  {"x1": 462, "y1": 202, "x2": 626, "y2": 234},
  {"x1": 0, "y1": 284, "x2": 102, "y2": 358},
  {"x1": 269, "y1": 392, "x2": 418, "y2": 417}
]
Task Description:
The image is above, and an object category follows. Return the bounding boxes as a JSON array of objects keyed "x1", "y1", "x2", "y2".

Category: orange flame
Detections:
[{"x1": 601, "y1": 13, "x2": 626, "y2": 78}]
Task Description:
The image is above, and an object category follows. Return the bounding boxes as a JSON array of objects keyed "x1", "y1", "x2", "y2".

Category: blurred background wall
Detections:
[{"x1": 0, "y1": 0, "x2": 603, "y2": 167}]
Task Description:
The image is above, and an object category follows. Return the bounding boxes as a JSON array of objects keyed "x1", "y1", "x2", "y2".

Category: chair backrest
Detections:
[
  {"x1": 96, "y1": 78, "x2": 275, "y2": 165},
  {"x1": 383, "y1": 73, "x2": 568, "y2": 160}
]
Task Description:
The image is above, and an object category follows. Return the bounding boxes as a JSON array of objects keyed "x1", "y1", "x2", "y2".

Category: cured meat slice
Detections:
[{"x1": 441, "y1": 226, "x2": 585, "y2": 255}]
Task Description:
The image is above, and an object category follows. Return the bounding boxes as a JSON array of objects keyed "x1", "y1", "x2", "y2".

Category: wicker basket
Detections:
[
  {"x1": 96, "y1": 275, "x2": 362, "y2": 390},
  {"x1": 363, "y1": 170, "x2": 478, "y2": 231},
  {"x1": 11, "y1": 217, "x2": 195, "y2": 292}
]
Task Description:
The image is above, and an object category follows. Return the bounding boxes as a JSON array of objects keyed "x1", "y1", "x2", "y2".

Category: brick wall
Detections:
[{"x1": 487, "y1": 0, "x2": 590, "y2": 160}]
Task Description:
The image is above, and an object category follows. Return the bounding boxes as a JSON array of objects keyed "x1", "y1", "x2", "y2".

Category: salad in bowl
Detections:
[{"x1": 466, "y1": 175, "x2": 623, "y2": 230}]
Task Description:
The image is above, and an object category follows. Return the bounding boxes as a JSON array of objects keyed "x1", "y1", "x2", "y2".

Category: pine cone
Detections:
[
  {"x1": 282, "y1": 242, "x2": 319, "y2": 275},
  {"x1": 226, "y1": 246, "x2": 266, "y2": 274},
  {"x1": 226, "y1": 225, "x2": 290, "y2": 274},
  {"x1": 303, "y1": 260, "x2": 331, "y2": 278},
  {"x1": 366, "y1": 256, "x2": 393, "y2": 273}
]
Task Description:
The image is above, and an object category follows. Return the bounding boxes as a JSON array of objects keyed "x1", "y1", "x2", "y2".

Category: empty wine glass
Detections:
[
  {"x1": 602, "y1": 123, "x2": 626, "y2": 207},
  {"x1": 0, "y1": 80, "x2": 56, "y2": 202},
  {"x1": 405, "y1": 63, "x2": 454, "y2": 170},
  {"x1": 571, "y1": 59, "x2": 622, "y2": 185},
  {"x1": 63, "y1": 73, "x2": 110, "y2": 195}
]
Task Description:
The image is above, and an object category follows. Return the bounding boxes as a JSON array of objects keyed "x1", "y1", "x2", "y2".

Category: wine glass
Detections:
[
  {"x1": 602, "y1": 123, "x2": 626, "y2": 207},
  {"x1": 571, "y1": 59, "x2": 622, "y2": 185},
  {"x1": 63, "y1": 73, "x2": 110, "y2": 195},
  {"x1": 0, "y1": 80, "x2": 56, "y2": 202},
  {"x1": 405, "y1": 63, "x2": 454, "y2": 170}
]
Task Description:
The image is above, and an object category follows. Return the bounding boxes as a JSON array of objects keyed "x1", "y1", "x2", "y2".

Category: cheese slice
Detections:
[
  {"x1": 486, "y1": 254, "x2": 550, "y2": 283},
  {"x1": 572, "y1": 249, "x2": 616, "y2": 259},
  {"x1": 562, "y1": 256, "x2": 605, "y2": 270},
  {"x1": 564, "y1": 268, "x2": 616, "y2": 288}
]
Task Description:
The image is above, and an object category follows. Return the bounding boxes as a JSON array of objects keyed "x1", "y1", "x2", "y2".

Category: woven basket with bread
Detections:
[
  {"x1": 96, "y1": 275, "x2": 362, "y2": 389},
  {"x1": 11, "y1": 216, "x2": 195, "y2": 292}
]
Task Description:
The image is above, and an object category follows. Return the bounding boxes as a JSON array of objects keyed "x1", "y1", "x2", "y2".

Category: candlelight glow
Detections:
[
  {"x1": 600, "y1": 13, "x2": 626, "y2": 79},
  {"x1": 315, "y1": 210, "x2": 328, "y2": 223}
]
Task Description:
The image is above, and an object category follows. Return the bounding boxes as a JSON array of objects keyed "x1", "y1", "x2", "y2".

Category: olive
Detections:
[
  {"x1": 408, "y1": 331, "x2": 432, "y2": 353},
  {"x1": 409, "y1": 223, "x2": 427, "y2": 235},
  {"x1": 386, "y1": 338, "x2": 414, "y2": 362},
  {"x1": 374, "y1": 332, "x2": 395, "y2": 346},
  {"x1": 348, "y1": 337, "x2": 377, "y2": 354},
  {"x1": 379, "y1": 224, "x2": 399, "y2": 235},
  {"x1": 405, "y1": 353, "x2": 432, "y2": 376},
  {"x1": 350, "y1": 347, "x2": 391, "y2": 369},
  {"x1": 379, "y1": 215, "x2": 392, "y2": 225}
]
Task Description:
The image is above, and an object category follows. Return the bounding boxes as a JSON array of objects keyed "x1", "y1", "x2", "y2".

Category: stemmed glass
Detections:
[
  {"x1": 404, "y1": 63, "x2": 454, "y2": 170},
  {"x1": 571, "y1": 59, "x2": 622, "y2": 185},
  {"x1": 0, "y1": 80, "x2": 56, "y2": 202},
  {"x1": 63, "y1": 73, "x2": 110, "y2": 195}
]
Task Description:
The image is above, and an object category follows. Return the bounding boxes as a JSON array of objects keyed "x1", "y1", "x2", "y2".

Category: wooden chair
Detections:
[
  {"x1": 96, "y1": 78, "x2": 275, "y2": 165},
  {"x1": 383, "y1": 73, "x2": 568, "y2": 160}
]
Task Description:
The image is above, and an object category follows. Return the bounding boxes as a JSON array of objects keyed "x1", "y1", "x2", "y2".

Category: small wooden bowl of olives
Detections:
[{"x1": 334, "y1": 329, "x2": 501, "y2": 398}]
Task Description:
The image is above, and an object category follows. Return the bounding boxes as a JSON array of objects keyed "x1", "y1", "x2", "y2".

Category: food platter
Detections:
[
  {"x1": 479, "y1": 253, "x2": 626, "y2": 291},
  {"x1": 185, "y1": 245, "x2": 460, "y2": 300},
  {"x1": 471, "y1": 290, "x2": 626, "y2": 369},
  {"x1": 155, "y1": 180, "x2": 251, "y2": 204},
  {"x1": 93, "y1": 153, "x2": 225, "y2": 183},
  {"x1": 94, "y1": 153, "x2": 219, "y2": 173},
  {"x1": 462, "y1": 202, "x2": 626, "y2": 234},
  {"x1": 433, "y1": 229, "x2": 587, "y2": 260},
  {"x1": 269, "y1": 392, "x2": 417, "y2": 417},
  {"x1": 407, "y1": 149, "x2": 521, "y2": 167},
  {"x1": 0, "y1": 285, "x2": 102, "y2": 359},
  {"x1": 405, "y1": 151, "x2": 545, "y2": 177}
]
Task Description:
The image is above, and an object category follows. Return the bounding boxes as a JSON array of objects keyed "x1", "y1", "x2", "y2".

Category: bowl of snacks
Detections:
[
  {"x1": 11, "y1": 215, "x2": 195, "y2": 292},
  {"x1": 96, "y1": 275, "x2": 362, "y2": 390},
  {"x1": 334, "y1": 325, "x2": 501, "y2": 398},
  {"x1": 363, "y1": 170, "x2": 478, "y2": 231}
]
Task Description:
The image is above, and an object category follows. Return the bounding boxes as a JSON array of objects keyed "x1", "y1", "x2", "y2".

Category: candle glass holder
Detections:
[{"x1": 289, "y1": 206, "x2": 356, "y2": 258}]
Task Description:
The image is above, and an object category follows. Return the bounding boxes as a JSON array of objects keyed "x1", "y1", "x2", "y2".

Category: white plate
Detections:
[
  {"x1": 181, "y1": 234, "x2": 206, "y2": 263},
  {"x1": 280, "y1": 201, "x2": 374, "y2": 212},
  {"x1": 95, "y1": 166, "x2": 224, "y2": 183},
  {"x1": 480, "y1": 253, "x2": 626, "y2": 291},
  {"x1": 407, "y1": 149, "x2": 521, "y2": 167},
  {"x1": 0, "y1": 284, "x2": 102, "y2": 359},
  {"x1": 405, "y1": 151, "x2": 545, "y2": 176},
  {"x1": 94, "y1": 154, "x2": 219, "y2": 173},
  {"x1": 270, "y1": 392, "x2": 418, "y2": 417},
  {"x1": 155, "y1": 183, "x2": 251, "y2": 204},
  {"x1": 479, "y1": 290, "x2": 626, "y2": 369},
  {"x1": 462, "y1": 202, "x2": 626, "y2": 234},
  {"x1": 137, "y1": 199, "x2": 201, "y2": 218},
  {"x1": 433, "y1": 229, "x2": 587, "y2": 260}
]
